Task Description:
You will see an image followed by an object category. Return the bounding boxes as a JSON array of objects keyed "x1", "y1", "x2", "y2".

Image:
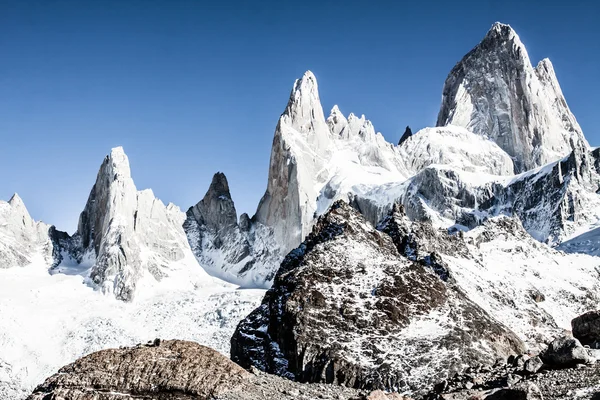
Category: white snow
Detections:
[{"x1": 0, "y1": 253, "x2": 264, "y2": 399}]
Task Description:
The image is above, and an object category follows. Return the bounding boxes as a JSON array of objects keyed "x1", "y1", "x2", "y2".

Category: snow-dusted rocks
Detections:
[
  {"x1": 231, "y1": 201, "x2": 524, "y2": 394},
  {"x1": 184, "y1": 172, "x2": 281, "y2": 287},
  {"x1": 0, "y1": 194, "x2": 60, "y2": 268},
  {"x1": 75, "y1": 147, "x2": 202, "y2": 301},
  {"x1": 437, "y1": 22, "x2": 588, "y2": 173}
]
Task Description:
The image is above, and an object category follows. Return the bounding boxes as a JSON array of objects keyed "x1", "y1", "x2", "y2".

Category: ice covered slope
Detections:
[
  {"x1": 397, "y1": 125, "x2": 514, "y2": 176},
  {"x1": 437, "y1": 22, "x2": 588, "y2": 173},
  {"x1": 0, "y1": 255, "x2": 264, "y2": 400},
  {"x1": 0, "y1": 194, "x2": 64, "y2": 269},
  {"x1": 377, "y1": 203, "x2": 600, "y2": 348},
  {"x1": 449, "y1": 216, "x2": 600, "y2": 347},
  {"x1": 74, "y1": 147, "x2": 208, "y2": 301},
  {"x1": 185, "y1": 172, "x2": 282, "y2": 287},
  {"x1": 354, "y1": 142, "x2": 600, "y2": 245}
]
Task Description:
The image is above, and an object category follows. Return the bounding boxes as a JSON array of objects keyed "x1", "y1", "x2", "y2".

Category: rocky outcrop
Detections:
[
  {"x1": 0, "y1": 194, "x2": 66, "y2": 268},
  {"x1": 27, "y1": 340, "x2": 381, "y2": 400},
  {"x1": 356, "y1": 142, "x2": 600, "y2": 246},
  {"x1": 231, "y1": 201, "x2": 524, "y2": 395},
  {"x1": 437, "y1": 22, "x2": 588, "y2": 173},
  {"x1": 185, "y1": 172, "x2": 281, "y2": 287},
  {"x1": 572, "y1": 311, "x2": 600, "y2": 346},
  {"x1": 540, "y1": 336, "x2": 593, "y2": 367},
  {"x1": 74, "y1": 147, "x2": 199, "y2": 301}
]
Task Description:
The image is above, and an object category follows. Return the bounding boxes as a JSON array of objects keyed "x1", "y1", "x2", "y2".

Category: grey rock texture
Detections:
[
  {"x1": 437, "y1": 22, "x2": 588, "y2": 173},
  {"x1": 184, "y1": 172, "x2": 281, "y2": 287},
  {"x1": 427, "y1": 346, "x2": 600, "y2": 400},
  {"x1": 75, "y1": 147, "x2": 194, "y2": 301},
  {"x1": 231, "y1": 201, "x2": 524, "y2": 395}
]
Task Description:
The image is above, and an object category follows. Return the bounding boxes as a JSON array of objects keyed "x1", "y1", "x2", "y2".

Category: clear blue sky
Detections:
[{"x1": 1, "y1": 0, "x2": 598, "y2": 233}]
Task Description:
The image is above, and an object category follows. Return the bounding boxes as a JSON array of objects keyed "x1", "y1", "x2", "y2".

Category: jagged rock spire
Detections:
[
  {"x1": 76, "y1": 147, "x2": 193, "y2": 301},
  {"x1": 255, "y1": 71, "x2": 332, "y2": 253},
  {"x1": 437, "y1": 22, "x2": 588, "y2": 173},
  {"x1": 398, "y1": 126, "x2": 413, "y2": 146},
  {"x1": 188, "y1": 172, "x2": 238, "y2": 231}
]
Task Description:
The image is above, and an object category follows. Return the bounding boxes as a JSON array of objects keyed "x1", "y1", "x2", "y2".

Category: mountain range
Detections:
[{"x1": 1, "y1": 22, "x2": 600, "y2": 399}]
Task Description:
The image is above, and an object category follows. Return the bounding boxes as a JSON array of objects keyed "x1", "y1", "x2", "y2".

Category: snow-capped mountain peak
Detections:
[
  {"x1": 437, "y1": 22, "x2": 588, "y2": 173},
  {"x1": 8, "y1": 193, "x2": 28, "y2": 216}
]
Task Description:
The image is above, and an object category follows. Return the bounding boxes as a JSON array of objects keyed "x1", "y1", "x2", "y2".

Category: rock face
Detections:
[
  {"x1": 185, "y1": 172, "x2": 281, "y2": 287},
  {"x1": 27, "y1": 340, "x2": 370, "y2": 400},
  {"x1": 255, "y1": 72, "x2": 408, "y2": 255},
  {"x1": 0, "y1": 194, "x2": 65, "y2": 268},
  {"x1": 437, "y1": 22, "x2": 588, "y2": 173},
  {"x1": 231, "y1": 201, "x2": 524, "y2": 394},
  {"x1": 74, "y1": 147, "x2": 200, "y2": 301}
]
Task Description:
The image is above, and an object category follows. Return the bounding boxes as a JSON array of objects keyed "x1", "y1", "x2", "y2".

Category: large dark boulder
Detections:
[
  {"x1": 541, "y1": 335, "x2": 592, "y2": 367},
  {"x1": 572, "y1": 310, "x2": 600, "y2": 346}
]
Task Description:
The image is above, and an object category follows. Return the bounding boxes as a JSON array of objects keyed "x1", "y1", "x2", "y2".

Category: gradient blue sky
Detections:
[{"x1": 1, "y1": 0, "x2": 598, "y2": 233}]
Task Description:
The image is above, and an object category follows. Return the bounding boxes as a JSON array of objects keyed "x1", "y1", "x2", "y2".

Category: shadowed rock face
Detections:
[
  {"x1": 184, "y1": 172, "x2": 282, "y2": 287},
  {"x1": 186, "y1": 172, "x2": 251, "y2": 266},
  {"x1": 437, "y1": 22, "x2": 588, "y2": 173},
  {"x1": 231, "y1": 201, "x2": 524, "y2": 395}
]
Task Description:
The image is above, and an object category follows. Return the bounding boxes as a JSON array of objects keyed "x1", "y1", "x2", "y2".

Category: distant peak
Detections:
[
  {"x1": 398, "y1": 126, "x2": 413, "y2": 146},
  {"x1": 8, "y1": 192, "x2": 31, "y2": 219},
  {"x1": 487, "y1": 22, "x2": 516, "y2": 38},
  {"x1": 536, "y1": 57, "x2": 555, "y2": 73},
  {"x1": 330, "y1": 105, "x2": 342, "y2": 115},
  {"x1": 208, "y1": 172, "x2": 231, "y2": 199},
  {"x1": 8, "y1": 193, "x2": 24, "y2": 207},
  {"x1": 107, "y1": 146, "x2": 131, "y2": 179},
  {"x1": 291, "y1": 70, "x2": 318, "y2": 96}
]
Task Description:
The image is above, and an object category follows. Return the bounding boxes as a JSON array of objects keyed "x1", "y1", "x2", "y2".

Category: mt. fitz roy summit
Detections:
[{"x1": 2, "y1": 21, "x2": 600, "y2": 400}]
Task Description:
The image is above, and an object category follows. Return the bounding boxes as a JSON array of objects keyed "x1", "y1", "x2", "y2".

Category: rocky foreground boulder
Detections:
[
  {"x1": 571, "y1": 311, "x2": 600, "y2": 347},
  {"x1": 27, "y1": 340, "x2": 404, "y2": 400},
  {"x1": 231, "y1": 201, "x2": 524, "y2": 394}
]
